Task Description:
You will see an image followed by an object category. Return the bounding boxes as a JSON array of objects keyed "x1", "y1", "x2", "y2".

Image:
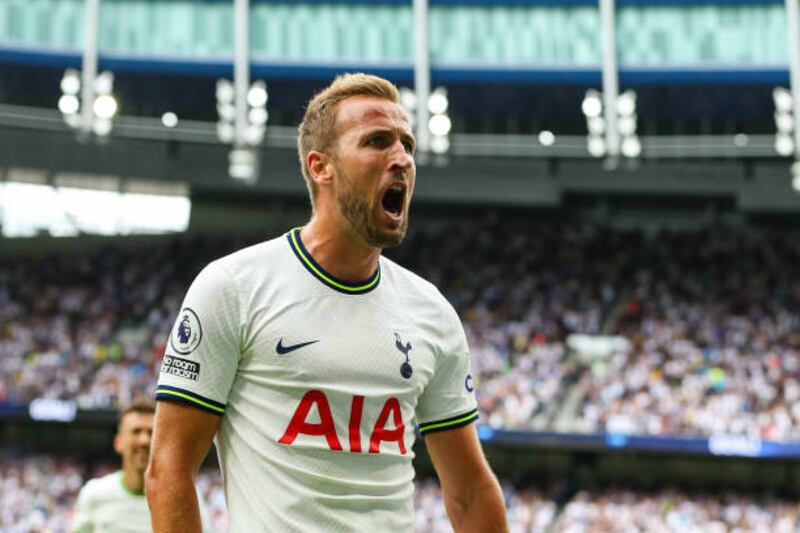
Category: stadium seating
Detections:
[
  {"x1": 3, "y1": 450, "x2": 797, "y2": 531},
  {"x1": 3, "y1": 219, "x2": 800, "y2": 441}
]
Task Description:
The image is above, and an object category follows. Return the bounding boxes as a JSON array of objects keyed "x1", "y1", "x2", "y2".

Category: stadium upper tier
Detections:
[{"x1": 0, "y1": 0, "x2": 788, "y2": 81}]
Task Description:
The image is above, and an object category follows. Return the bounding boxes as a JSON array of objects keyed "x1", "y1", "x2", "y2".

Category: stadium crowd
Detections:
[
  {"x1": 0, "y1": 236, "x2": 240, "y2": 409},
  {"x1": 553, "y1": 488, "x2": 800, "y2": 532},
  {"x1": 3, "y1": 219, "x2": 800, "y2": 440},
  {"x1": 3, "y1": 451, "x2": 799, "y2": 532},
  {"x1": 571, "y1": 228, "x2": 800, "y2": 440},
  {"x1": 0, "y1": 451, "x2": 556, "y2": 532}
]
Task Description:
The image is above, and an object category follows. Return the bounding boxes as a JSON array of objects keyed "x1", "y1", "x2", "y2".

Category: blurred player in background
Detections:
[
  {"x1": 146, "y1": 72, "x2": 509, "y2": 532},
  {"x1": 72, "y1": 398, "x2": 155, "y2": 532}
]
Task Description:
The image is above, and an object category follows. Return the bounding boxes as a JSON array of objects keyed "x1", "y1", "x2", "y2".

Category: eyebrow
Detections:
[{"x1": 361, "y1": 126, "x2": 416, "y2": 145}]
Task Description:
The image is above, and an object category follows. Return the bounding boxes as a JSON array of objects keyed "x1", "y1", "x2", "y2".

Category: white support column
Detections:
[
  {"x1": 413, "y1": 0, "x2": 431, "y2": 153},
  {"x1": 599, "y1": 0, "x2": 620, "y2": 158},
  {"x1": 234, "y1": 0, "x2": 250, "y2": 146},
  {"x1": 80, "y1": 0, "x2": 100, "y2": 134},
  {"x1": 786, "y1": 0, "x2": 800, "y2": 157}
]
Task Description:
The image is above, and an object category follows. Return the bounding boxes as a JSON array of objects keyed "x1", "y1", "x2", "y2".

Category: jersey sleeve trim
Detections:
[
  {"x1": 155, "y1": 385, "x2": 225, "y2": 415},
  {"x1": 418, "y1": 408, "x2": 479, "y2": 435}
]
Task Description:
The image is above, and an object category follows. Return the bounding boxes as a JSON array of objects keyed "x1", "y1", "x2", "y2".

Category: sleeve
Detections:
[
  {"x1": 415, "y1": 300, "x2": 479, "y2": 436},
  {"x1": 71, "y1": 482, "x2": 94, "y2": 533},
  {"x1": 155, "y1": 260, "x2": 241, "y2": 416}
]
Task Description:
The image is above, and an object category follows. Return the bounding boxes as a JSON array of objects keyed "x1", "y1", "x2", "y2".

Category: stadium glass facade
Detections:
[{"x1": 0, "y1": 0, "x2": 788, "y2": 68}]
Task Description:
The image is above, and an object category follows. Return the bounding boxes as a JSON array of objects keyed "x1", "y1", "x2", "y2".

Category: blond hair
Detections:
[{"x1": 297, "y1": 73, "x2": 400, "y2": 205}]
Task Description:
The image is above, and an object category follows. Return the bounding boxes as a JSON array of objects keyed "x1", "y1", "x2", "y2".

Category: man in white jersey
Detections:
[
  {"x1": 73, "y1": 399, "x2": 155, "y2": 532},
  {"x1": 146, "y1": 73, "x2": 508, "y2": 532}
]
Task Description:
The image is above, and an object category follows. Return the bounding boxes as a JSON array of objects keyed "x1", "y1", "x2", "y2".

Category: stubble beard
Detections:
[{"x1": 334, "y1": 162, "x2": 408, "y2": 249}]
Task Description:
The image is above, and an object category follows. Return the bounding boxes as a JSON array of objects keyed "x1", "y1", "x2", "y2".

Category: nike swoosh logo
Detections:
[{"x1": 276, "y1": 338, "x2": 319, "y2": 355}]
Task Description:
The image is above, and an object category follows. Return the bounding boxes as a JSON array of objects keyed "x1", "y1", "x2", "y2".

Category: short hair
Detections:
[
  {"x1": 297, "y1": 72, "x2": 400, "y2": 206},
  {"x1": 118, "y1": 397, "x2": 155, "y2": 430}
]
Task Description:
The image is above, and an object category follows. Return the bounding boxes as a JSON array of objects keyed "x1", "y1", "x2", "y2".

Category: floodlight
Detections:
[
  {"x1": 582, "y1": 90, "x2": 603, "y2": 118},
  {"x1": 64, "y1": 114, "x2": 81, "y2": 130},
  {"x1": 775, "y1": 134, "x2": 795, "y2": 156},
  {"x1": 588, "y1": 137, "x2": 607, "y2": 158},
  {"x1": 162, "y1": 112, "x2": 178, "y2": 128},
  {"x1": 92, "y1": 118, "x2": 112, "y2": 137},
  {"x1": 229, "y1": 148, "x2": 258, "y2": 181},
  {"x1": 428, "y1": 88, "x2": 449, "y2": 115},
  {"x1": 587, "y1": 117, "x2": 606, "y2": 136},
  {"x1": 216, "y1": 79, "x2": 235, "y2": 104},
  {"x1": 244, "y1": 125, "x2": 265, "y2": 146},
  {"x1": 399, "y1": 87, "x2": 417, "y2": 111},
  {"x1": 58, "y1": 95, "x2": 80, "y2": 115},
  {"x1": 428, "y1": 115, "x2": 452, "y2": 136},
  {"x1": 248, "y1": 107, "x2": 268, "y2": 126},
  {"x1": 775, "y1": 112, "x2": 794, "y2": 134},
  {"x1": 216, "y1": 122, "x2": 235, "y2": 144},
  {"x1": 94, "y1": 71, "x2": 114, "y2": 95},
  {"x1": 618, "y1": 116, "x2": 637, "y2": 137},
  {"x1": 217, "y1": 102, "x2": 236, "y2": 123},
  {"x1": 792, "y1": 161, "x2": 800, "y2": 192},
  {"x1": 430, "y1": 135, "x2": 450, "y2": 154},
  {"x1": 247, "y1": 81, "x2": 268, "y2": 108},
  {"x1": 792, "y1": 174, "x2": 800, "y2": 192},
  {"x1": 616, "y1": 90, "x2": 636, "y2": 117},
  {"x1": 620, "y1": 137, "x2": 642, "y2": 158},
  {"x1": 93, "y1": 95, "x2": 118, "y2": 119},
  {"x1": 773, "y1": 87, "x2": 794, "y2": 114},
  {"x1": 538, "y1": 130, "x2": 555, "y2": 146},
  {"x1": 60, "y1": 70, "x2": 81, "y2": 95}
]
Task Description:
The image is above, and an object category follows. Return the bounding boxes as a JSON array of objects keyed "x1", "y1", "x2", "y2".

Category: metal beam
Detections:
[
  {"x1": 80, "y1": 0, "x2": 100, "y2": 134},
  {"x1": 413, "y1": 0, "x2": 431, "y2": 153},
  {"x1": 0, "y1": 103, "x2": 784, "y2": 159},
  {"x1": 234, "y1": 0, "x2": 250, "y2": 146},
  {"x1": 786, "y1": 0, "x2": 800, "y2": 157},
  {"x1": 599, "y1": 0, "x2": 620, "y2": 158}
]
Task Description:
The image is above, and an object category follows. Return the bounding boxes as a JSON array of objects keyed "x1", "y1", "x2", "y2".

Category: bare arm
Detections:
[
  {"x1": 145, "y1": 401, "x2": 220, "y2": 533},
  {"x1": 425, "y1": 424, "x2": 508, "y2": 533}
]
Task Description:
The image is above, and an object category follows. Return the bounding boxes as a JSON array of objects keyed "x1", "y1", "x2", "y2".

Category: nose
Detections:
[
  {"x1": 138, "y1": 430, "x2": 153, "y2": 446},
  {"x1": 388, "y1": 141, "x2": 414, "y2": 174}
]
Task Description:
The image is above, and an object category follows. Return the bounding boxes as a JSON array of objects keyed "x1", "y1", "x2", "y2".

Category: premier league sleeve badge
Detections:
[{"x1": 170, "y1": 307, "x2": 203, "y2": 355}]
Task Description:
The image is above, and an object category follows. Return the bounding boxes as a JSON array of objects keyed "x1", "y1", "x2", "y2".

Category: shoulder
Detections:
[
  {"x1": 381, "y1": 256, "x2": 442, "y2": 299},
  {"x1": 190, "y1": 234, "x2": 290, "y2": 294},
  {"x1": 78, "y1": 471, "x2": 121, "y2": 500},
  {"x1": 380, "y1": 256, "x2": 459, "y2": 321},
  {"x1": 212, "y1": 234, "x2": 288, "y2": 275}
]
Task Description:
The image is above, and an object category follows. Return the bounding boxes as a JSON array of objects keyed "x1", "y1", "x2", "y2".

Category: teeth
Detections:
[{"x1": 390, "y1": 185, "x2": 403, "y2": 193}]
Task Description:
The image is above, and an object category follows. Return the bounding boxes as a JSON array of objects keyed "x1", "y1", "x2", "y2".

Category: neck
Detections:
[
  {"x1": 122, "y1": 467, "x2": 145, "y2": 495},
  {"x1": 301, "y1": 216, "x2": 381, "y2": 282}
]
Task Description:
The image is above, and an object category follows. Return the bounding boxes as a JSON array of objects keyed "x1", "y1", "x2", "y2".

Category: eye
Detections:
[
  {"x1": 402, "y1": 140, "x2": 415, "y2": 154},
  {"x1": 367, "y1": 134, "x2": 389, "y2": 147}
]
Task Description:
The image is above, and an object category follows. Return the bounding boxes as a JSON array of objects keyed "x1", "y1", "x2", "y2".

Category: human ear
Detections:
[
  {"x1": 113, "y1": 433, "x2": 123, "y2": 455},
  {"x1": 307, "y1": 151, "x2": 334, "y2": 187}
]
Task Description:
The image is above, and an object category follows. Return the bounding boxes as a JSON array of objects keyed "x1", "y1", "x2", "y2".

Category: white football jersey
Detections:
[
  {"x1": 72, "y1": 470, "x2": 212, "y2": 533},
  {"x1": 72, "y1": 471, "x2": 151, "y2": 533},
  {"x1": 156, "y1": 228, "x2": 478, "y2": 532}
]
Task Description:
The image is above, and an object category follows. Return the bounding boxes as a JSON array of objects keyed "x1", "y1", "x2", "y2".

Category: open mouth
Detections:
[{"x1": 381, "y1": 184, "x2": 405, "y2": 217}]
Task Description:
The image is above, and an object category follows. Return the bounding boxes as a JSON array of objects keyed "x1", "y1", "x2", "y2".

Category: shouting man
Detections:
[{"x1": 146, "y1": 73, "x2": 508, "y2": 532}]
